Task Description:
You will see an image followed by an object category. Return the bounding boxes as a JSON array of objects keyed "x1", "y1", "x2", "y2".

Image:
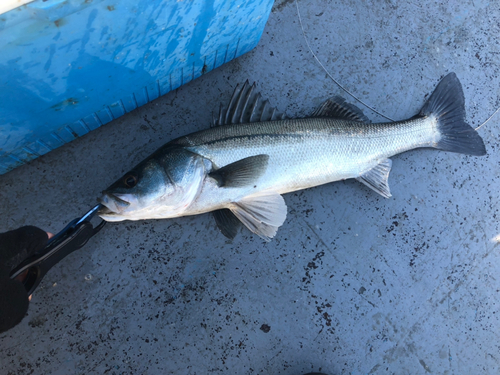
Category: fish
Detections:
[{"x1": 98, "y1": 73, "x2": 486, "y2": 241}]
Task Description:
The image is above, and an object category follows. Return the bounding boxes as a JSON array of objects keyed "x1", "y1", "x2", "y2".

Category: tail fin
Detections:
[{"x1": 420, "y1": 72, "x2": 486, "y2": 156}]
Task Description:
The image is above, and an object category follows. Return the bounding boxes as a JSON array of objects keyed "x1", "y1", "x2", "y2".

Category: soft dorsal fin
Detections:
[
  {"x1": 212, "y1": 81, "x2": 285, "y2": 126},
  {"x1": 312, "y1": 96, "x2": 370, "y2": 122},
  {"x1": 355, "y1": 158, "x2": 392, "y2": 198}
]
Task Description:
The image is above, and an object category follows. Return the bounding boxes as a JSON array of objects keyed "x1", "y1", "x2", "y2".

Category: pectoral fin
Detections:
[
  {"x1": 213, "y1": 209, "x2": 241, "y2": 240},
  {"x1": 228, "y1": 191, "x2": 287, "y2": 242},
  {"x1": 209, "y1": 154, "x2": 269, "y2": 187},
  {"x1": 356, "y1": 159, "x2": 393, "y2": 198}
]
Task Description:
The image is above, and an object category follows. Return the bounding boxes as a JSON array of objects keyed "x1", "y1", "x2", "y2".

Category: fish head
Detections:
[{"x1": 98, "y1": 146, "x2": 208, "y2": 221}]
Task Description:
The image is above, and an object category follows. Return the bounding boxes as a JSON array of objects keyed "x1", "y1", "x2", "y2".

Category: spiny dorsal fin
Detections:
[
  {"x1": 312, "y1": 96, "x2": 370, "y2": 123},
  {"x1": 213, "y1": 81, "x2": 285, "y2": 126},
  {"x1": 355, "y1": 159, "x2": 392, "y2": 198},
  {"x1": 208, "y1": 154, "x2": 269, "y2": 188}
]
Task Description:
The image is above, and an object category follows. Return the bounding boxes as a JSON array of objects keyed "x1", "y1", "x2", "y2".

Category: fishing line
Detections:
[
  {"x1": 295, "y1": 0, "x2": 395, "y2": 121},
  {"x1": 475, "y1": 105, "x2": 499, "y2": 131},
  {"x1": 295, "y1": 0, "x2": 500, "y2": 129}
]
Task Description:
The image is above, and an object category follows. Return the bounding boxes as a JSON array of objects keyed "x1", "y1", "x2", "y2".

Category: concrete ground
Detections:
[{"x1": 1, "y1": 0, "x2": 500, "y2": 373}]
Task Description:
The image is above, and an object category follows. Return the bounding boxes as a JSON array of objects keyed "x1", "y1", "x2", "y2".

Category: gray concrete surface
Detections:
[{"x1": 1, "y1": 0, "x2": 500, "y2": 374}]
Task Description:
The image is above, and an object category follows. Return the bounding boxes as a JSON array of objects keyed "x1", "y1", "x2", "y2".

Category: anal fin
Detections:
[
  {"x1": 228, "y1": 191, "x2": 287, "y2": 242},
  {"x1": 356, "y1": 159, "x2": 393, "y2": 198}
]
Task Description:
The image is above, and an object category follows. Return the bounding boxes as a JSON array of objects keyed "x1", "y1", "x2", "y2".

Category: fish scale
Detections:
[{"x1": 181, "y1": 117, "x2": 438, "y2": 196}]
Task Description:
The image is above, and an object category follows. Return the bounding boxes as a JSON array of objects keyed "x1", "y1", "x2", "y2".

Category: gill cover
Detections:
[{"x1": 99, "y1": 145, "x2": 208, "y2": 220}]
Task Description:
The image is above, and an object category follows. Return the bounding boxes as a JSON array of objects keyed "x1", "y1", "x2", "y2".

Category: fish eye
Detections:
[{"x1": 123, "y1": 173, "x2": 138, "y2": 188}]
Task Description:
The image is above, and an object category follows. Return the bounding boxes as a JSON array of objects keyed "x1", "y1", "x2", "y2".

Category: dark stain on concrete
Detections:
[{"x1": 260, "y1": 324, "x2": 271, "y2": 333}]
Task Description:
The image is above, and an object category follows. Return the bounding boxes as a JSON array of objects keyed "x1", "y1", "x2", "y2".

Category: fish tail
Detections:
[{"x1": 420, "y1": 72, "x2": 486, "y2": 156}]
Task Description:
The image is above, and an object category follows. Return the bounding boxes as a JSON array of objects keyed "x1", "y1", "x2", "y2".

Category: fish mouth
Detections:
[{"x1": 97, "y1": 191, "x2": 131, "y2": 215}]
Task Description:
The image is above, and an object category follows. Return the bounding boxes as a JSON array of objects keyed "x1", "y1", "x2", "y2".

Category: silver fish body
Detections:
[
  {"x1": 175, "y1": 117, "x2": 435, "y2": 210},
  {"x1": 98, "y1": 73, "x2": 486, "y2": 240}
]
